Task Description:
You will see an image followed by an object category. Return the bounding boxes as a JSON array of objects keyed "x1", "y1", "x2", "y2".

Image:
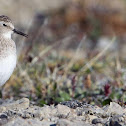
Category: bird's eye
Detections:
[{"x1": 3, "y1": 24, "x2": 7, "y2": 27}]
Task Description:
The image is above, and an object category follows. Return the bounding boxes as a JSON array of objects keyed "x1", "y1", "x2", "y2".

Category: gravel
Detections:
[{"x1": 0, "y1": 98, "x2": 126, "y2": 126}]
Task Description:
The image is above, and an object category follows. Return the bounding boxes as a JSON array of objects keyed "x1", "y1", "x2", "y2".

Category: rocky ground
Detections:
[{"x1": 0, "y1": 98, "x2": 125, "y2": 126}]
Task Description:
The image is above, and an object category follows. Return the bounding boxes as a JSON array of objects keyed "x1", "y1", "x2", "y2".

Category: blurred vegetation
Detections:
[
  {"x1": 1, "y1": 0, "x2": 126, "y2": 107},
  {"x1": 3, "y1": 37, "x2": 126, "y2": 107}
]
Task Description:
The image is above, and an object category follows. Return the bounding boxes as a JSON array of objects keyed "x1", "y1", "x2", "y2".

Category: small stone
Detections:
[
  {"x1": 0, "y1": 114, "x2": 9, "y2": 125},
  {"x1": 57, "y1": 104, "x2": 71, "y2": 118},
  {"x1": 7, "y1": 110, "x2": 17, "y2": 116},
  {"x1": 92, "y1": 118, "x2": 103, "y2": 124},
  {"x1": 107, "y1": 102, "x2": 124, "y2": 115},
  {"x1": 87, "y1": 114, "x2": 98, "y2": 123},
  {"x1": 40, "y1": 105, "x2": 56, "y2": 119},
  {"x1": 22, "y1": 113, "x2": 31, "y2": 119},
  {"x1": 57, "y1": 119, "x2": 91, "y2": 126},
  {"x1": 0, "y1": 98, "x2": 29, "y2": 112},
  {"x1": 5, "y1": 117, "x2": 54, "y2": 126},
  {"x1": 0, "y1": 114, "x2": 8, "y2": 119},
  {"x1": 34, "y1": 109, "x2": 43, "y2": 119},
  {"x1": 50, "y1": 124, "x2": 56, "y2": 126},
  {"x1": 109, "y1": 117, "x2": 123, "y2": 126},
  {"x1": 0, "y1": 118, "x2": 8, "y2": 126},
  {"x1": 0, "y1": 106, "x2": 6, "y2": 113},
  {"x1": 60, "y1": 100, "x2": 82, "y2": 109},
  {"x1": 50, "y1": 117, "x2": 59, "y2": 122}
]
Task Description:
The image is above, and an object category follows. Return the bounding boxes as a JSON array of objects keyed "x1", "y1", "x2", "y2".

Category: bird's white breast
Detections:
[{"x1": 0, "y1": 54, "x2": 16, "y2": 86}]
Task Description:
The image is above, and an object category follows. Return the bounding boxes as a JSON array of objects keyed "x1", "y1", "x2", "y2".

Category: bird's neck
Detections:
[{"x1": 3, "y1": 32, "x2": 12, "y2": 39}]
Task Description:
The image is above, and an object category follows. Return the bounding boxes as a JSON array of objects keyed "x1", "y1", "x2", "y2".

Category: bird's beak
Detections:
[{"x1": 13, "y1": 29, "x2": 28, "y2": 37}]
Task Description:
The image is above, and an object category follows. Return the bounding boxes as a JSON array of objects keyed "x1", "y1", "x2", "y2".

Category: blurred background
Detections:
[{"x1": 1, "y1": 0, "x2": 126, "y2": 106}]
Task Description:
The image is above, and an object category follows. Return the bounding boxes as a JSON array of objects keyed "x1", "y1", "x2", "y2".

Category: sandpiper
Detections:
[{"x1": 0, "y1": 15, "x2": 28, "y2": 87}]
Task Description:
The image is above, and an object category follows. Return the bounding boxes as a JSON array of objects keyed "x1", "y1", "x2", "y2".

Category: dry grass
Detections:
[{"x1": 2, "y1": 34, "x2": 126, "y2": 107}]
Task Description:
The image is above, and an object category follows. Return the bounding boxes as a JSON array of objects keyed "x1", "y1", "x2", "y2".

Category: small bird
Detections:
[{"x1": 0, "y1": 15, "x2": 28, "y2": 87}]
